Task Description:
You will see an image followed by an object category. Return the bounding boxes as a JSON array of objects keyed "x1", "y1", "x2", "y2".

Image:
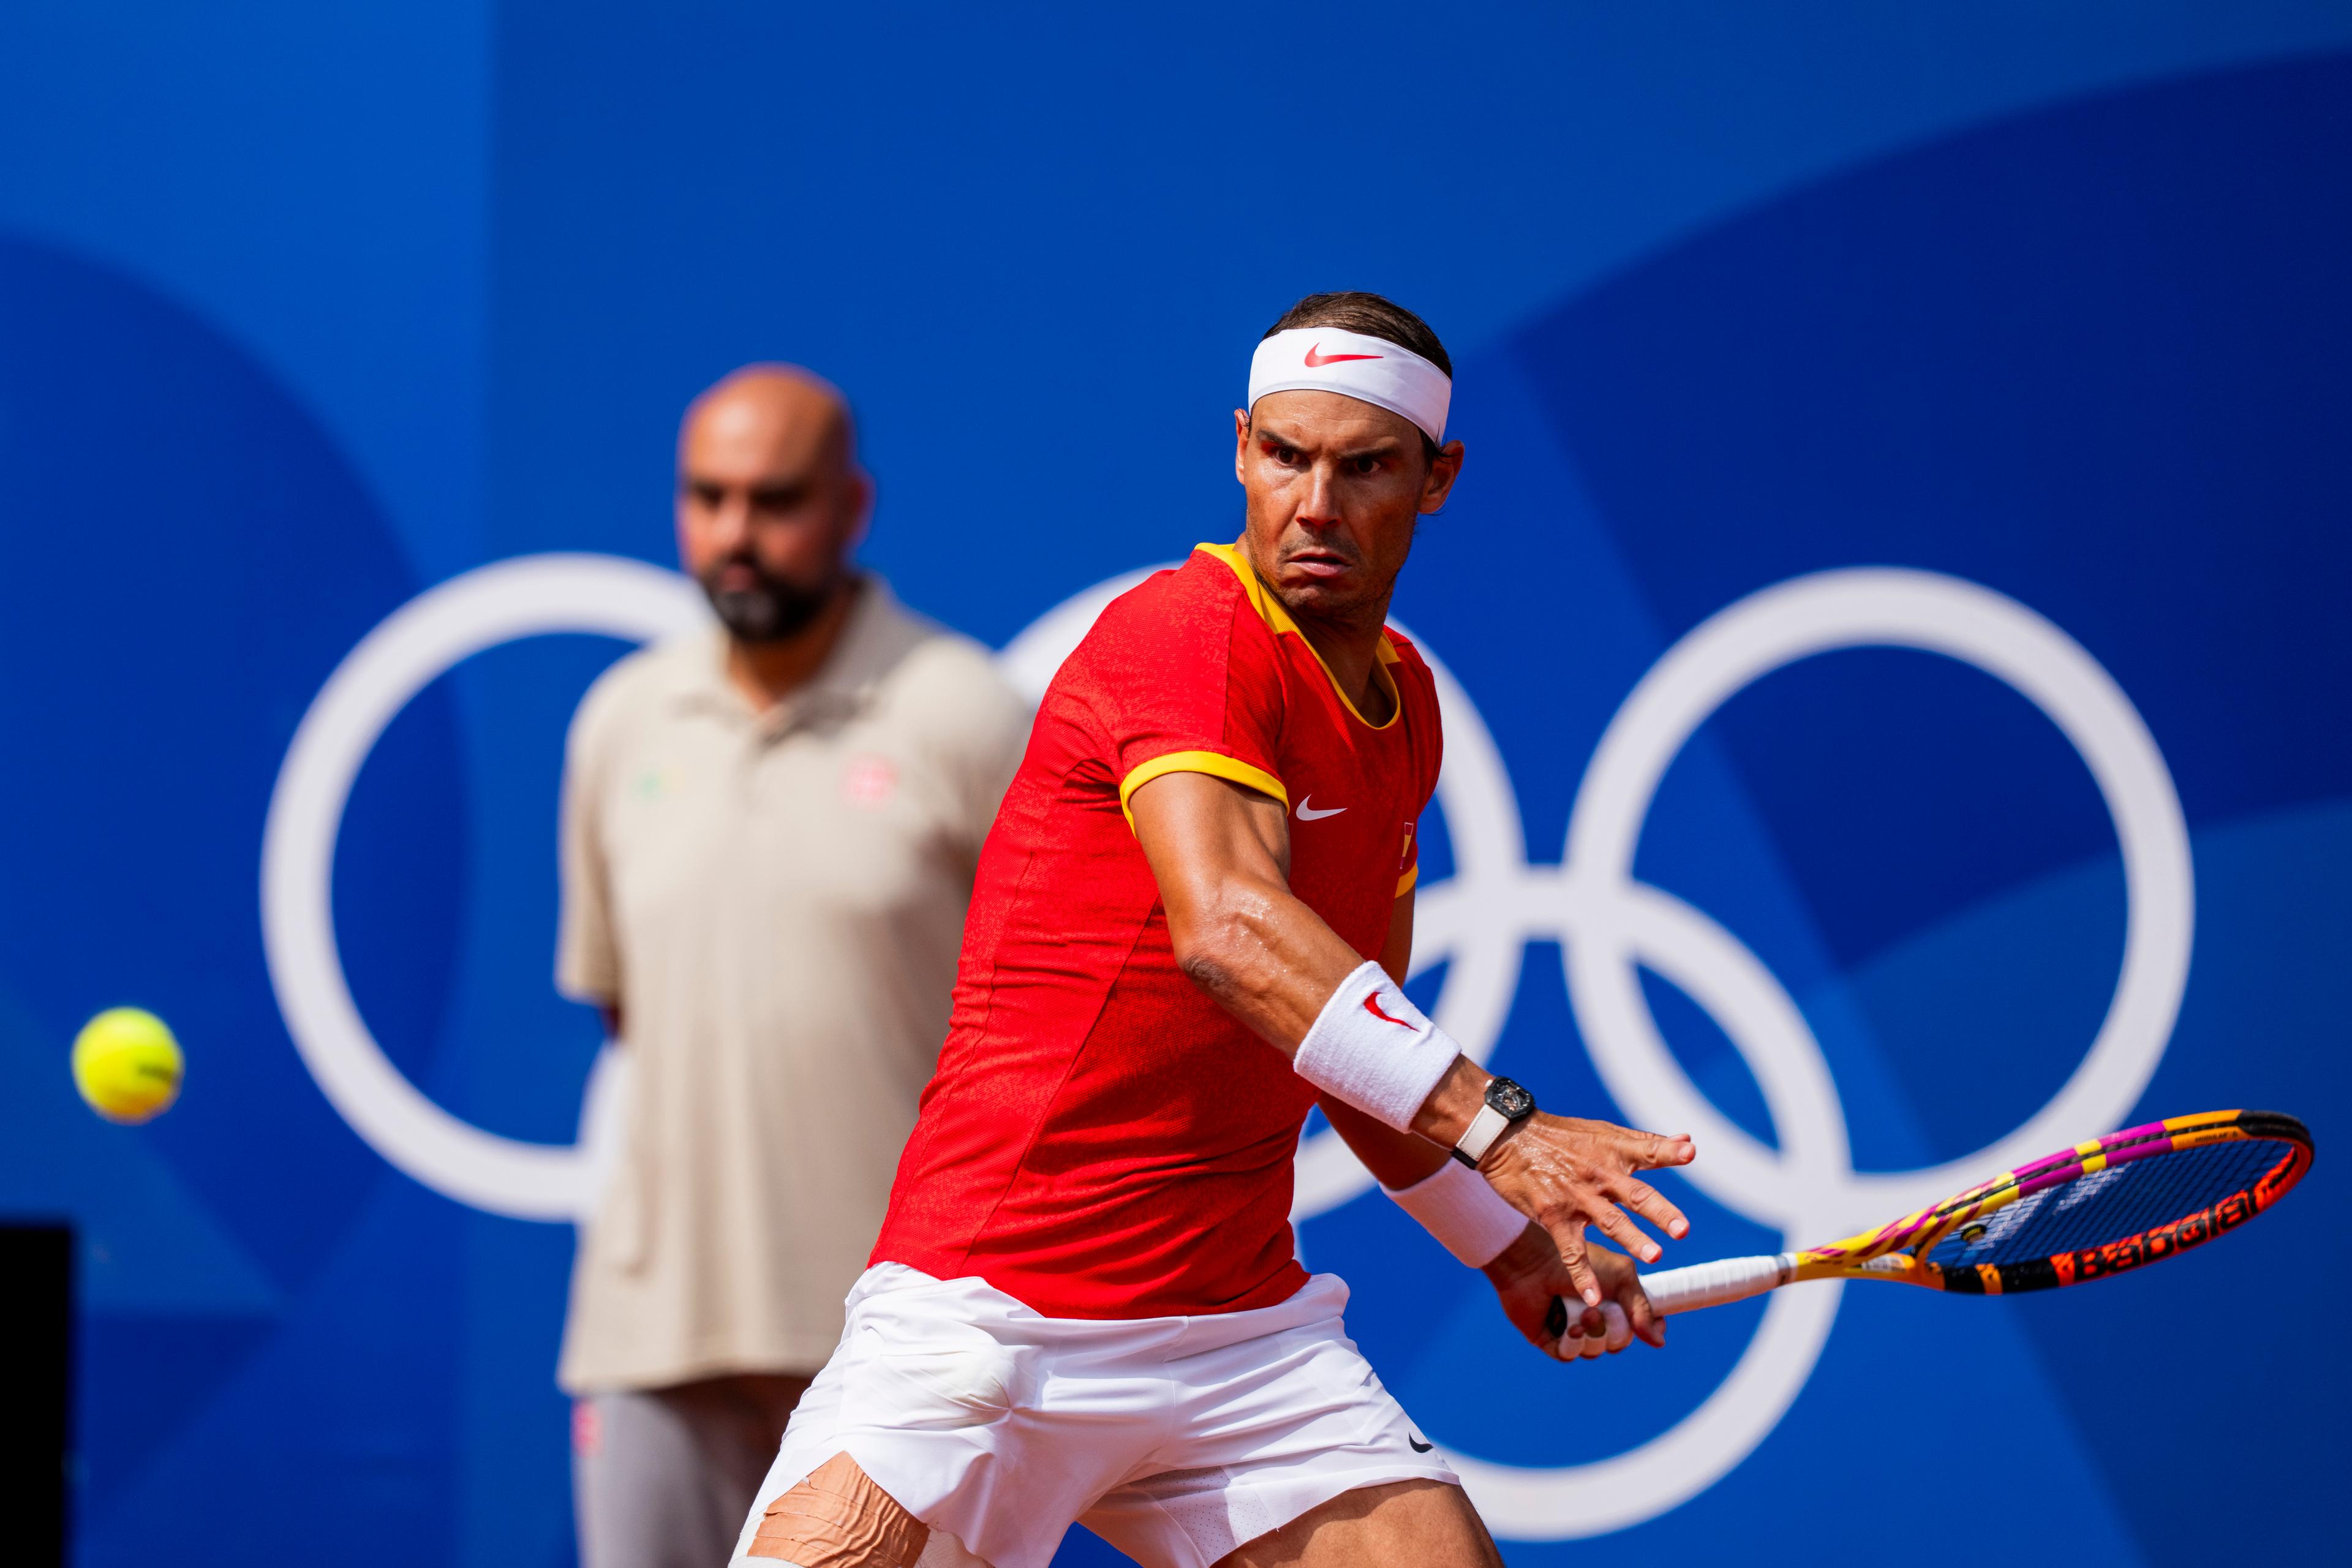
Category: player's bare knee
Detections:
[
  {"x1": 1218, "y1": 1479, "x2": 1493, "y2": 1567},
  {"x1": 747, "y1": 1451, "x2": 931, "y2": 1567}
]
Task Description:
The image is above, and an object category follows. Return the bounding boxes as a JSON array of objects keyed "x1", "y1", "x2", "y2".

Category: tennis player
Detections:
[{"x1": 731, "y1": 293, "x2": 1697, "y2": 1568}]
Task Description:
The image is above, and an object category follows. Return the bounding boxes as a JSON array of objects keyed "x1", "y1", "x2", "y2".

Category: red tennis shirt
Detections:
[{"x1": 871, "y1": 542, "x2": 1444, "y2": 1318}]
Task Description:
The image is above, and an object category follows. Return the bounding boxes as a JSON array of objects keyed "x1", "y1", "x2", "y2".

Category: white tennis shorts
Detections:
[{"x1": 728, "y1": 1263, "x2": 1457, "y2": 1568}]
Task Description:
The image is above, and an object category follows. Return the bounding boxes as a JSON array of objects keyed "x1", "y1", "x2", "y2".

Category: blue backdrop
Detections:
[{"x1": 2, "y1": 6, "x2": 2347, "y2": 1563}]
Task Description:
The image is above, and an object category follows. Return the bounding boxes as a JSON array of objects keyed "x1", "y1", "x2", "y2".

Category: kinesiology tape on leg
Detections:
[
  {"x1": 1291, "y1": 960, "x2": 1461, "y2": 1131},
  {"x1": 1382, "y1": 1157, "x2": 1529, "y2": 1266},
  {"x1": 747, "y1": 1452, "x2": 932, "y2": 1567}
]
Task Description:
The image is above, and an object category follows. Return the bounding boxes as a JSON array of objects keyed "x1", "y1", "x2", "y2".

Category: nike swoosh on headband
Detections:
[{"x1": 1250, "y1": 327, "x2": 1449, "y2": 442}]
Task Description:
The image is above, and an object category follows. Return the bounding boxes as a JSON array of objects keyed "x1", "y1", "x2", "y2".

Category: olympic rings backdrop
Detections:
[{"x1": 3, "y1": 9, "x2": 2349, "y2": 1566}]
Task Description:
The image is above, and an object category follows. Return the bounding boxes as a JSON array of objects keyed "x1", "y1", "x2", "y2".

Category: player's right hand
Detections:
[
  {"x1": 1478, "y1": 1114, "x2": 1694, "y2": 1308},
  {"x1": 1483, "y1": 1223, "x2": 1664, "y2": 1361}
]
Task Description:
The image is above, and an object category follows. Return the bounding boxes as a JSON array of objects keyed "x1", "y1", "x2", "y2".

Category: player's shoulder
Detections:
[
  {"x1": 1093, "y1": 546, "x2": 1250, "y2": 630},
  {"x1": 1069, "y1": 546, "x2": 1263, "y2": 671}
]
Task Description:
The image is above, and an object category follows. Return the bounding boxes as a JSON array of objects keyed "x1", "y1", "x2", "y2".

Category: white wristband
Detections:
[
  {"x1": 1382, "y1": 1158, "x2": 1529, "y2": 1267},
  {"x1": 1292, "y1": 960, "x2": 1460, "y2": 1131}
]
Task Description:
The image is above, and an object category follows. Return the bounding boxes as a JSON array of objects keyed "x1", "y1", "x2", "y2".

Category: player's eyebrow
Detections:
[{"x1": 1253, "y1": 424, "x2": 1408, "y2": 461}]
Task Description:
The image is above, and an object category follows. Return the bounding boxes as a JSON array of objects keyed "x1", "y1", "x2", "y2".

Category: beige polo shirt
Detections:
[{"x1": 554, "y1": 579, "x2": 1030, "y2": 1393}]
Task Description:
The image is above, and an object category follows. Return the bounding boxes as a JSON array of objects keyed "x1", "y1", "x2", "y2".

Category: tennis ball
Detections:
[{"x1": 72, "y1": 1007, "x2": 183, "y2": 1124}]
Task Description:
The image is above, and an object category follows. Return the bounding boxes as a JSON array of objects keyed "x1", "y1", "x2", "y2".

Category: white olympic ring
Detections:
[
  {"x1": 261, "y1": 555, "x2": 710, "y2": 1219},
  {"x1": 266, "y1": 554, "x2": 2191, "y2": 1535}
]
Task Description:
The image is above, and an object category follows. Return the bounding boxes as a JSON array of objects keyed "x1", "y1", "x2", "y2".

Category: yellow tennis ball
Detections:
[{"x1": 72, "y1": 1007, "x2": 183, "y2": 1124}]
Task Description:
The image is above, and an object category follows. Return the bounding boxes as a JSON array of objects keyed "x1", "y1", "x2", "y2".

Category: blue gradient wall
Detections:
[{"x1": 1, "y1": 7, "x2": 2346, "y2": 1564}]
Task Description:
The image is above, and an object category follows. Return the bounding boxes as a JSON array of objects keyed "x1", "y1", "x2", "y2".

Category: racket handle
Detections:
[
  {"x1": 1541, "y1": 1253, "x2": 1793, "y2": 1340},
  {"x1": 1636, "y1": 1254, "x2": 1794, "y2": 1316}
]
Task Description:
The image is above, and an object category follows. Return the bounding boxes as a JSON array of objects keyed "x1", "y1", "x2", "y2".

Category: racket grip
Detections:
[{"x1": 1637, "y1": 1254, "x2": 1793, "y2": 1316}]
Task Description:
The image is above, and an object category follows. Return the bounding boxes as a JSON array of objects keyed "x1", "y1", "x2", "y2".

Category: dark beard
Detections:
[{"x1": 699, "y1": 559, "x2": 838, "y2": 643}]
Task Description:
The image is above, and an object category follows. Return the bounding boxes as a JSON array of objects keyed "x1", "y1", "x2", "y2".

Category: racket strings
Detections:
[{"x1": 1926, "y1": 1136, "x2": 2291, "y2": 1267}]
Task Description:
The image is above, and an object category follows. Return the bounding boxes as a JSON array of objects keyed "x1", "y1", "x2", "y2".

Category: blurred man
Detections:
[{"x1": 554, "y1": 365, "x2": 1031, "y2": 1568}]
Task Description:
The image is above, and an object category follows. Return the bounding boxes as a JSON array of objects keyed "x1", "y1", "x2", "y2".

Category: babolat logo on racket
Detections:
[{"x1": 2057, "y1": 1178, "x2": 2263, "y2": 1284}]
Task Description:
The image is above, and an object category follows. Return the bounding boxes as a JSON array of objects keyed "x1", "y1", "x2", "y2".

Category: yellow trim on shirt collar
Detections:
[{"x1": 1193, "y1": 542, "x2": 1402, "y2": 731}]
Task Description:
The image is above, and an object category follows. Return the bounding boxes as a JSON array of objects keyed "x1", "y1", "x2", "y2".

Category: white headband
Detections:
[{"x1": 1247, "y1": 326, "x2": 1451, "y2": 444}]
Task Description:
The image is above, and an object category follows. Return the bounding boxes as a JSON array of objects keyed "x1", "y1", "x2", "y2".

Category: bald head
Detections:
[
  {"x1": 681, "y1": 364, "x2": 855, "y2": 475},
  {"x1": 677, "y1": 364, "x2": 870, "y2": 644}
]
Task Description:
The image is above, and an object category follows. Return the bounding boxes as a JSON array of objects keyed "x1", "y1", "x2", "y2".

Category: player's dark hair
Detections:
[
  {"x1": 1257, "y1": 291, "x2": 1452, "y2": 461},
  {"x1": 1261, "y1": 291, "x2": 1452, "y2": 376}
]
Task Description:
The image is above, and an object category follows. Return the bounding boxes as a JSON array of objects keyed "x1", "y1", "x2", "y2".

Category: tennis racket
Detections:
[{"x1": 1548, "y1": 1109, "x2": 2312, "y2": 1337}]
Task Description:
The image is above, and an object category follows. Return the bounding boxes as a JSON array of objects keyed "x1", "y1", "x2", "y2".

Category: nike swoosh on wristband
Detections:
[
  {"x1": 1303, "y1": 342, "x2": 1382, "y2": 367},
  {"x1": 1295, "y1": 797, "x2": 1345, "y2": 820},
  {"x1": 1363, "y1": 995, "x2": 1415, "y2": 1028}
]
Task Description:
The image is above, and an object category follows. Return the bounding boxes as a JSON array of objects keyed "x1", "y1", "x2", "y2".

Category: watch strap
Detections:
[{"x1": 1451, "y1": 1102, "x2": 1511, "y2": 1167}]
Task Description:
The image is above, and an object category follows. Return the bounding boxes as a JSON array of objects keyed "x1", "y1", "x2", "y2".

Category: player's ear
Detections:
[
  {"x1": 1419, "y1": 440, "x2": 1465, "y2": 513},
  {"x1": 1234, "y1": 409, "x2": 1253, "y2": 483}
]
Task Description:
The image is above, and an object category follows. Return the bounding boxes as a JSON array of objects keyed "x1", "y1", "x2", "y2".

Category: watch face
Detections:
[{"x1": 1487, "y1": 1076, "x2": 1536, "y2": 1120}]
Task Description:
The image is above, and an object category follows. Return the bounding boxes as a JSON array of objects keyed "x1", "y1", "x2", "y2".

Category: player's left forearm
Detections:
[{"x1": 1320, "y1": 1095, "x2": 1450, "y2": 1189}]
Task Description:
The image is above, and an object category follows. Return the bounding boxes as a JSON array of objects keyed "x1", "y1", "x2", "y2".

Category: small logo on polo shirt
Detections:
[
  {"x1": 572, "y1": 1401, "x2": 602, "y2": 1457},
  {"x1": 842, "y1": 755, "x2": 897, "y2": 809},
  {"x1": 1295, "y1": 796, "x2": 1346, "y2": 821}
]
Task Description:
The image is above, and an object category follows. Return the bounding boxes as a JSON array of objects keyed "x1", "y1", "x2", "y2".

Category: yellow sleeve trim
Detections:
[
  {"x1": 1395, "y1": 864, "x2": 1420, "y2": 897},
  {"x1": 1118, "y1": 750, "x2": 1288, "y2": 827}
]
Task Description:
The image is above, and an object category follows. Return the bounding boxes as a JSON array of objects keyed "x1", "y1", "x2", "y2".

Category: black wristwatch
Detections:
[{"x1": 1450, "y1": 1075, "x2": 1537, "y2": 1167}]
